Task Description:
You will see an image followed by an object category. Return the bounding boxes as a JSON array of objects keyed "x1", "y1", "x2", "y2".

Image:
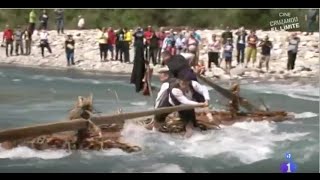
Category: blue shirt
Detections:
[{"x1": 224, "y1": 43, "x2": 233, "y2": 58}]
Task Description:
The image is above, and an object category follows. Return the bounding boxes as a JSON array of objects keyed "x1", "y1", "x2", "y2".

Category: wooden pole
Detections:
[
  {"x1": 196, "y1": 74, "x2": 262, "y2": 112},
  {"x1": 0, "y1": 104, "x2": 203, "y2": 142}
]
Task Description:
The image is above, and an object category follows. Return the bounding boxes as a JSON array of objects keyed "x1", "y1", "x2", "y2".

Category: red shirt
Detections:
[
  {"x1": 3, "y1": 29, "x2": 13, "y2": 41},
  {"x1": 107, "y1": 30, "x2": 116, "y2": 45},
  {"x1": 144, "y1": 30, "x2": 152, "y2": 45}
]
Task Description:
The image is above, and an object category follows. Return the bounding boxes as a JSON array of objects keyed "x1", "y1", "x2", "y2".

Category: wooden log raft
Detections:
[{"x1": 0, "y1": 95, "x2": 204, "y2": 152}]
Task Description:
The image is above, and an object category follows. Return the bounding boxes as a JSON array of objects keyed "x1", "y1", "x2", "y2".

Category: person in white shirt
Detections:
[
  {"x1": 153, "y1": 69, "x2": 210, "y2": 138},
  {"x1": 77, "y1": 15, "x2": 85, "y2": 30},
  {"x1": 207, "y1": 34, "x2": 222, "y2": 69},
  {"x1": 38, "y1": 29, "x2": 52, "y2": 57}
]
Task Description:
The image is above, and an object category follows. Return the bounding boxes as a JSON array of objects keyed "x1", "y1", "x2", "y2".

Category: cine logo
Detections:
[{"x1": 280, "y1": 153, "x2": 297, "y2": 173}]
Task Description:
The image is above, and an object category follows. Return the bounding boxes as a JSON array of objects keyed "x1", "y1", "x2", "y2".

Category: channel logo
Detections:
[{"x1": 280, "y1": 152, "x2": 297, "y2": 173}]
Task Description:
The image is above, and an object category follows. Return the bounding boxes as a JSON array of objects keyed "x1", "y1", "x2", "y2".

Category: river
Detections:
[{"x1": 0, "y1": 66, "x2": 318, "y2": 173}]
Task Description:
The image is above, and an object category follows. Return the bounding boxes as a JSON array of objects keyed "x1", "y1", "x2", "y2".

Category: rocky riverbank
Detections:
[{"x1": 0, "y1": 29, "x2": 318, "y2": 81}]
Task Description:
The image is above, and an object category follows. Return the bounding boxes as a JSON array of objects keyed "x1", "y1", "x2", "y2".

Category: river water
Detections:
[{"x1": 0, "y1": 66, "x2": 318, "y2": 173}]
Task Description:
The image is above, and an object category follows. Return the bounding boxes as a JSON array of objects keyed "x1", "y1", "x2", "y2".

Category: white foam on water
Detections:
[
  {"x1": 143, "y1": 163, "x2": 185, "y2": 173},
  {"x1": 12, "y1": 79, "x2": 21, "y2": 82},
  {"x1": 0, "y1": 146, "x2": 71, "y2": 160},
  {"x1": 295, "y1": 144, "x2": 319, "y2": 163},
  {"x1": 243, "y1": 83, "x2": 319, "y2": 101},
  {"x1": 130, "y1": 101, "x2": 147, "y2": 106},
  {"x1": 29, "y1": 74, "x2": 128, "y2": 86},
  {"x1": 80, "y1": 149, "x2": 130, "y2": 159},
  {"x1": 121, "y1": 121, "x2": 310, "y2": 165},
  {"x1": 294, "y1": 112, "x2": 318, "y2": 119}
]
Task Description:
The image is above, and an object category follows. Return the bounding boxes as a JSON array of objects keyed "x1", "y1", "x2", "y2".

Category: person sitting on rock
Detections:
[
  {"x1": 258, "y1": 35, "x2": 273, "y2": 72},
  {"x1": 65, "y1": 34, "x2": 75, "y2": 66}
]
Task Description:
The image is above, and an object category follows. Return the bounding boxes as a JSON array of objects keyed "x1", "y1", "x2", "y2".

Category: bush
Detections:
[{"x1": 0, "y1": 9, "x2": 317, "y2": 32}]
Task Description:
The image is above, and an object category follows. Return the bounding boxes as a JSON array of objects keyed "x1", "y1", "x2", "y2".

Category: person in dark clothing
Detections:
[
  {"x1": 14, "y1": 25, "x2": 24, "y2": 55},
  {"x1": 287, "y1": 32, "x2": 300, "y2": 70},
  {"x1": 305, "y1": 9, "x2": 319, "y2": 35},
  {"x1": 39, "y1": 10, "x2": 49, "y2": 30},
  {"x1": 55, "y1": 9, "x2": 64, "y2": 34},
  {"x1": 149, "y1": 30, "x2": 159, "y2": 65},
  {"x1": 161, "y1": 51, "x2": 197, "y2": 81},
  {"x1": 221, "y1": 26, "x2": 233, "y2": 45},
  {"x1": 235, "y1": 27, "x2": 247, "y2": 65},
  {"x1": 258, "y1": 35, "x2": 273, "y2": 71},
  {"x1": 23, "y1": 26, "x2": 32, "y2": 55},
  {"x1": 115, "y1": 28, "x2": 125, "y2": 62},
  {"x1": 130, "y1": 27, "x2": 146, "y2": 92},
  {"x1": 65, "y1": 34, "x2": 75, "y2": 66}
]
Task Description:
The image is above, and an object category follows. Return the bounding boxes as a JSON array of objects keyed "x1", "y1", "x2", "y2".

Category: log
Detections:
[
  {"x1": 0, "y1": 104, "x2": 203, "y2": 143},
  {"x1": 196, "y1": 74, "x2": 262, "y2": 112}
]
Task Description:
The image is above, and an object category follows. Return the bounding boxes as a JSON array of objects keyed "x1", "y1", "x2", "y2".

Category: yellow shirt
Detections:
[
  {"x1": 124, "y1": 31, "x2": 132, "y2": 42},
  {"x1": 98, "y1": 31, "x2": 108, "y2": 44}
]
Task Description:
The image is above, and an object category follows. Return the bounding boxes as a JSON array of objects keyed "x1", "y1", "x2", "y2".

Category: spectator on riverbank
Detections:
[
  {"x1": 14, "y1": 25, "x2": 24, "y2": 55},
  {"x1": 258, "y1": 35, "x2": 273, "y2": 72},
  {"x1": 107, "y1": 27, "x2": 116, "y2": 61},
  {"x1": 2, "y1": 25, "x2": 14, "y2": 57},
  {"x1": 39, "y1": 29, "x2": 52, "y2": 57},
  {"x1": 287, "y1": 32, "x2": 300, "y2": 71},
  {"x1": 115, "y1": 28, "x2": 125, "y2": 62},
  {"x1": 245, "y1": 30, "x2": 258, "y2": 68},
  {"x1": 207, "y1": 34, "x2": 221, "y2": 69},
  {"x1": 156, "y1": 27, "x2": 166, "y2": 62},
  {"x1": 65, "y1": 34, "x2": 75, "y2": 66},
  {"x1": 235, "y1": 26, "x2": 247, "y2": 66},
  {"x1": 305, "y1": 9, "x2": 319, "y2": 36},
  {"x1": 149, "y1": 30, "x2": 159, "y2": 65},
  {"x1": 223, "y1": 38, "x2": 233, "y2": 74},
  {"x1": 23, "y1": 26, "x2": 32, "y2": 55},
  {"x1": 221, "y1": 26, "x2": 233, "y2": 45},
  {"x1": 55, "y1": 9, "x2": 64, "y2": 34},
  {"x1": 144, "y1": 25, "x2": 153, "y2": 60},
  {"x1": 39, "y1": 10, "x2": 49, "y2": 30},
  {"x1": 123, "y1": 28, "x2": 132, "y2": 63},
  {"x1": 29, "y1": 10, "x2": 36, "y2": 35},
  {"x1": 77, "y1": 15, "x2": 85, "y2": 30},
  {"x1": 97, "y1": 27, "x2": 108, "y2": 62},
  {"x1": 175, "y1": 33, "x2": 185, "y2": 55}
]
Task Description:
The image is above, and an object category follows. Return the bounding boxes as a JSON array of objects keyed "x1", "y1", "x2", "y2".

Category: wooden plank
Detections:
[
  {"x1": 0, "y1": 120, "x2": 87, "y2": 142},
  {"x1": 0, "y1": 104, "x2": 203, "y2": 142},
  {"x1": 196, "y1": 74, "x2": 261, "y2": 112}
]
